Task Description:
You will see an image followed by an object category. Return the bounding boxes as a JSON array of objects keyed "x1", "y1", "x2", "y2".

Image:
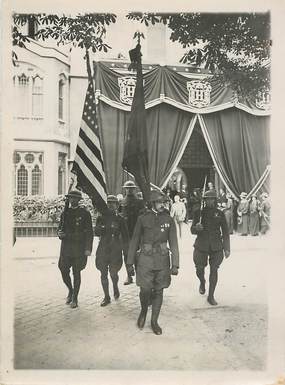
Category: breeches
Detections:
[
  {"x1": 193, "y1": 248, "x2": 224, "y2": 270},
  {"x1": 58, "y1": 254, "x2": 87, "y2": 272},
  {"x1": 95, "y1": 255, "x2": 123, "y2": 276},
  {"x1": 136, "y1": 265, "x2": 171, "y2": 290}
]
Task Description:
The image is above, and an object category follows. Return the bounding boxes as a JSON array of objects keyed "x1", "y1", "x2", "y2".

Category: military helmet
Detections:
[
  {"x1": 107, "y1": 195, "x2": 119, "y2": 203},
  {"x1": 66, "y1": 190, "x2": 83, "y2": 200},
  {"x1": 203, "y1": 190, "x2": 217, "y2": 199},
  {"x1": 122, "y1": 180, "x2": 137, "y2": 189},
  {"x1": 150, "y1": 190, "x2": 165, "y2": 202}
]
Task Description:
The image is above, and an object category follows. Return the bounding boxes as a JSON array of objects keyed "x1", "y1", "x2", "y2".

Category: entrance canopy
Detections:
[{"x1": 94, "y1": 61, "x2": 270, "y2": 199}]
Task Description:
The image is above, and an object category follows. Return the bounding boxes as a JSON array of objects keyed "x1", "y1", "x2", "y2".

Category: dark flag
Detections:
[
  {"x1": 71, "y1": 80, "x2": 108, "y2": 213},
  {"x1": 122, "y1": 43, "x2": 151, "y2": 202}
]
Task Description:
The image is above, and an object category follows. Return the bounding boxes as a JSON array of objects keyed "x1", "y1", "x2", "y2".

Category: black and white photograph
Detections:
[{"x1": 1, "y1": 1, "x2": 285, "y2": 384}]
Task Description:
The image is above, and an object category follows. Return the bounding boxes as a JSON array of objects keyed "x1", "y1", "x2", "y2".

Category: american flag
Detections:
[{"x1": 71, "y1": 81, "x2": 108, "y2": 212}]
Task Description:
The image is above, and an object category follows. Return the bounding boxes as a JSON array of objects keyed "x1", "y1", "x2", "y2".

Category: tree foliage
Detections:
[
  {"x1": 127, "y1": 12, "x2": 271, "y2": 96},
  {"x1": 12, "y1": 13, "x2": 117, "y2": 67},
  {"x1": 12, "y1": 12, "x2": 270, "y2": 96}
]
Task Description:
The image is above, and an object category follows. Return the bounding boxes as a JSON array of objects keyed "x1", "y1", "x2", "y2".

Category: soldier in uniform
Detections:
[
  {"x1": 121, "y1": 180, "x2": 145, "y2": 285},
  {"x1": 127, "y1": 190, "x2": 179, "y2": 335},
  {"x1": 191, "y1": 190, "x2": 230, "y2": 306},
  {"x1": 58, "y1": 190, "x2": 93, "y2": 309},
  {"x1": 94, "y1": 195, "x2": 129, "y2": 307}
]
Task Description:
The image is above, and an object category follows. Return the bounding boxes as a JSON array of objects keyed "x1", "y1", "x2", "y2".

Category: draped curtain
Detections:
[
  {"x1": 199, "y1": 109, "x2": 270, "y2": 198},
  {"x1": 98, "y1": 102, "x2": 196, "y2": 194},
  {"x1": 93, "y1": 61, "x2": 271, "y2": 197}
]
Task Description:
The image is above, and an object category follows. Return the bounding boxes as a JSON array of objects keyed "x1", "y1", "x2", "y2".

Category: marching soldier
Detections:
[
  {"x1": 191, "y1": 190, "x2": 230, "y2": 306},
  {"x1": 58, "y1": 190, "x2": 93, "y2": 309},
  {"x1": 121, "y1": 180, "x2": 145, "y2": 285},
  {"x1": 127, "y1": 190, "x2": 179, "y2": 335},
  {"x1": 94, "y1": 195, "x2": 129, "y2": 306}
]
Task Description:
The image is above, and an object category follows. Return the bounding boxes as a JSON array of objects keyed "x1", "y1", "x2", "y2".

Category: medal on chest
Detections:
[{"x1": 160, "y1": 222, "x2": 170, "y2": 232}]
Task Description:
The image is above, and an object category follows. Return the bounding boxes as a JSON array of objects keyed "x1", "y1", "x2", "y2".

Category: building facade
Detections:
[
  {"x1": 12, "y1": 24, "x2": 220, "y2": 198},
  {"x1": 13, "y1": 40, "x2": 70, "y2": 197}
]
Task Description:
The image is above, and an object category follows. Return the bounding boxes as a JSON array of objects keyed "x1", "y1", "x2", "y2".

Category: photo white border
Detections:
[{"x1": 1, "y1": 0, "x2": 285, "y2": 384}]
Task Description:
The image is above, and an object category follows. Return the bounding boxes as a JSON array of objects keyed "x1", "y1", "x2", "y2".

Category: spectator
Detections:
[
  {"x1": 237, "y1": 192, "x2": 249, "y2": 236},
  {"x1": 249, "y1": 194, "x2": 260, "y2": 236},
  {"x1": 259, "y1": 193, "x2": 270, "y2": 234},
  {"x1": 170, "y1": 195, "x2": 186, "y2": 238}
]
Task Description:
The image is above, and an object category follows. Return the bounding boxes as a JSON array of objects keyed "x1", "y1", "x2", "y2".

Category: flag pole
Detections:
[{"x1": 199, "y1": 175, "x2": 208, "y2": 224}]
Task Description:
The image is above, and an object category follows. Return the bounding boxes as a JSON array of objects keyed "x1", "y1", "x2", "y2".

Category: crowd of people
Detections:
[
  {"x1": 162, "y1": 182, "x2": 270, "y2": 237},
  {"x1": 56, "y1": 180, "x2": 269, "y2": 335}
]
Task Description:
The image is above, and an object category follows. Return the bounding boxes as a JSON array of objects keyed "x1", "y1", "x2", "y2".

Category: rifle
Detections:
[
  {"x1": 59, "y1": 196, "x2": 70, "y2": 235},
  {"x1": 198, "y1": 175, "x2": 208, "y2": 224}
]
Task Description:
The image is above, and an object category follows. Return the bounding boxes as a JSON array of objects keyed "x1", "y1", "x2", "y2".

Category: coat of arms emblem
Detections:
[
  {"x1": 118, "y1": 76, "x2": 137, "y2": 105},
  {"x1": 255, "y1": 91, "x2": 270, "y2": 110},
  {"x1": 187, "y1": 80, "x2": 212, "y2": 108}
]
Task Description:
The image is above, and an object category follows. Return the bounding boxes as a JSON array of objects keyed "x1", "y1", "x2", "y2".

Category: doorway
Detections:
[{"x1": 184, "y1": 167, "x2": 212, "y2": 193}]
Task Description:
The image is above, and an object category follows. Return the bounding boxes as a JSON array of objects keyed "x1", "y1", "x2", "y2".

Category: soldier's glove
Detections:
[
  {"x1": 195, "y1": 223, "x2": 204, "y2": 232},
  {"x1": 171, "y1": 266, "x2": 179, "y2": 276},
  {"x1": 126, "y1": 264, "x2": 135, "y2": 276},
  {"x1": 224, "y1": 250, "x2": 230, "y2": 258},
  {"x1": 58, "y1": 230, "x2": 66, "y2": 240}
]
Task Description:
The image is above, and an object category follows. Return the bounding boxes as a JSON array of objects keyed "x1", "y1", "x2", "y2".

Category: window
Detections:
[
  {"x1": 17, "y1": 165, "x2": 28, "y2": 195},
  {"x1": 58, "y1": 79, "x2": 65, "y2": 120},
  {"x1": 28, "y1": 18, "x2": 38, "y2": 39},
  {"x1": 17, "y1": 74, "x2": 30, "y2": 117},
  {"x1": 32, "y1": 165, "x2": 42, "y2": 195},
  {"x1": 32, "y1": 76, "x2": 43, "y2": 117},
  {"x1": 14, "y1": 151, "x2": 43, "y2": 196},
  {"x1": 13, "y1": 70, "x2": 44, "y2": 119},
  {"x1": 58, "y1": 153, "x2": 67, "y2": 195}
]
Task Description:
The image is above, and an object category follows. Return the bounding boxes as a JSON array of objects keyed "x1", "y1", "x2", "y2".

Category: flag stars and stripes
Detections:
[{"x1": 71, "y1": 80, "x2": 107, "y2": 212}]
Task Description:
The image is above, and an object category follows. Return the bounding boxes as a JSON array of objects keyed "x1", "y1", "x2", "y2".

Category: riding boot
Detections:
[
  {"x1": 111, "y1": 274, "x2": 120, "y2": 299},
  {"x1": 137, "y1": 289, "x2": 151, "y2": 329},
  {"x1": 151, "y1": 289, "x2": 163, "y2": 335},
  {"x1": 101, "y1": 277, "x2": 111, "y2": 306},
  {"x1": 66, "y1": 289, "x2": 73, "y2": 305},
  {"x1": 196, "y1": 268, "x2": 206, "y2": 294},
  {"x1": 60, "y1": 269, "x2": 73, "y2": 304},
  {"x1": 70, "y1": 269, "x2": 81, "y2": 308},
  {"x1": 208, "y1": 267, "x2": 218, "y2": 306}
]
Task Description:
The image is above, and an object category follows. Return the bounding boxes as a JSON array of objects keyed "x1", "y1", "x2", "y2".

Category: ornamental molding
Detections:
[{"x1": 187, "y1": 80, "x2": 212, "y2": 108}]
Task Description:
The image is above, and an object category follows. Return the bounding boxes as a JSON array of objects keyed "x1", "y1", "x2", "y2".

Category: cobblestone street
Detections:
[{"x1": 13, "y1": 226, "x2": 268, "y2": 370}]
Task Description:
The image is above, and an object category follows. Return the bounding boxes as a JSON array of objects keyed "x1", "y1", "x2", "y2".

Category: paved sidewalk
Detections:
[{"x1": 13, "y1": 225, "x2": 268, "y2": 370}]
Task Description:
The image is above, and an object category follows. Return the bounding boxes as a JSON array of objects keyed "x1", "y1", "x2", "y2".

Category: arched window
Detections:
[
  {"x1": 58, "y1": 153, "x2": 67, "y2": 195},
  {"x1": 17, "y1": 165, "x2": 28, "y2": 196},
  {"x1": 58, "y1": 79, "x2": 65, "y2": 120},
  {"x1": 14, "y1": 151, "x2": 44, "y2": 196},
  {"x1": 32, "y1": 76, "x2": 43, "y2": 117},
  {"x1": 13, "y1": 67, "x2": 44, "y2": 120},
  {"x1": 18, "y1": 74, "x2": 30, "y2": 117},
  {"x1": 32, "y1": 165, "x2": 42, "y2": 195}
]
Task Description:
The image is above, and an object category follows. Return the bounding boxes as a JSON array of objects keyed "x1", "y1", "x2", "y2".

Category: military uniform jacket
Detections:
[
  {"x1": 121, "y1": 195, "x2": 145, "y2": 237},
  {"x1": 191, "y1": 207, "x2": 230, "y2": 253},
  {"x1": 58, "y1": 207, "x2": 93, "y2": 258},
  {"x1": 127, "y1": 209, "x2": 179, "y2": 270},
  {"x1": 94, "y1": 211, "x2": 129, "y2": 259}
]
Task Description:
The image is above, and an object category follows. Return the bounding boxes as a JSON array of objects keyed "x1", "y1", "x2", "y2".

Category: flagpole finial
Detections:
[
  {"x1": 133, "y1": 31, "x2": 145, "y2": 45},
  {"x1": 129, "y1": 32, "x2": 145, "y2": 71}
]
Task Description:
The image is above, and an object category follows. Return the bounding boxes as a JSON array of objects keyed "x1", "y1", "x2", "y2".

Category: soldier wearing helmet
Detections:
[
  {"x1": 127, "y1": 189, "x2": 179, "y2": 335},
  {"x1": 191, "y1": 189, "x2": 230, "y2": 306},
  {"x1": 57, "y1": 190, "x2": 93, "y2": 309},
  {"x1": 121, "y1": 180, "x2": 145, "y2": 285},
  {"x1": 94, "y1": 195, "x2": 129, "y2": 307}
]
